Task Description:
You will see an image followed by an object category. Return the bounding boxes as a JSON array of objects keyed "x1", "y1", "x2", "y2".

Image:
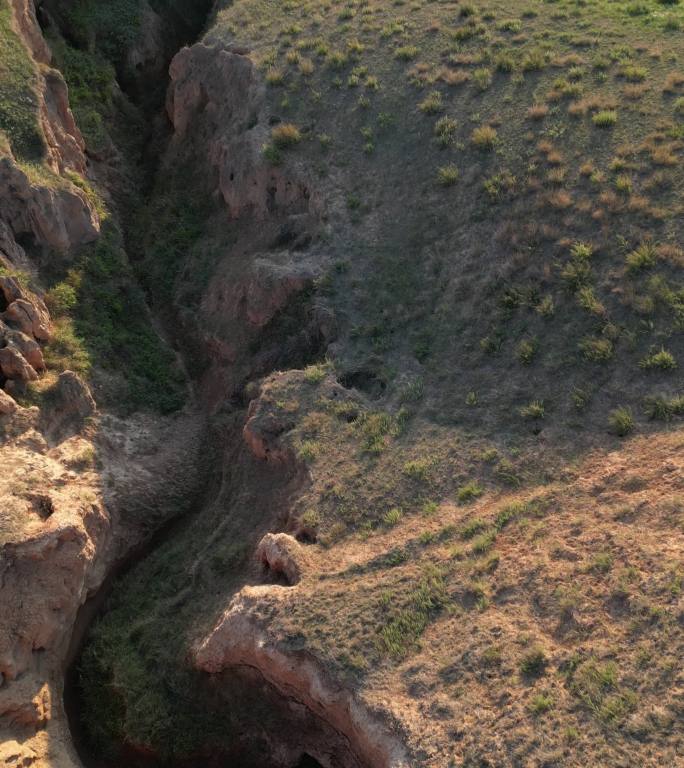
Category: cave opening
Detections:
[{"x1": 295, "y1": 755, "x2": 324, "y2": 768}]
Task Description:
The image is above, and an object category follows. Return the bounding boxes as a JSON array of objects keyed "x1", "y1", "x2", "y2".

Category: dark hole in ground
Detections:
[
  {"x1": 261, "y1": 560, "x2": 292, "y2": 586},
  {"x1": 295, "y1": 530, "x2": 317, "y2": 544},
  {"x1": 15, "y1": 231, "x2": 36, "y2": 254},
  {"x1": 295, "y1": 755, "x2": 324, "y2": 768},
  {"x1": 30, "y1": 494, "x2": 55, "y2": 520},
  {"x1": 338, "y1": 370, "x2": 386, "y2": 399}
]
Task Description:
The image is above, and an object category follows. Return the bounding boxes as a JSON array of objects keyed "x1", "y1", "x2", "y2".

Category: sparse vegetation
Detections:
[
  {"x1": 271, "y1": 123, "x2": 303, "y2": 148},
  {"x1": 471, "y1": 125, "x2": 497, "y2": 150},
  {"x1": 609, "y1": 407, "x2": 635, "y2": 436}
]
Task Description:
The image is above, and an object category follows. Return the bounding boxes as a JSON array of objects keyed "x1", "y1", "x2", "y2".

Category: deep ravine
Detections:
[{"x1": 44, "y1": 6, "x2": 358, "y2": 767}]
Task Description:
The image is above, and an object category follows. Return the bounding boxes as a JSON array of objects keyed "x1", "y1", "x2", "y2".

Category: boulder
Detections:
[
  {"x1": 2, "y1": 297, "x2": 51, "y2": 342},
  {"x1": 0, "y1": 275, "x2": 27, "y2": 306},
  {"x1": 256, "y1": 532, "x2": 305, "y2": 585},
  {"x1": 40, "y1": 371, "x2": 96, "y2": 443},
  {"x1": 54, "y1": 371, "x2": 96, "y2": 418},
  {"x1": 243, "y1": 396, "x2": 295, "y2": 463},
  {"x1": 2, "y1": 329, "x2": 45, "y2": 371},
  {"x1": 0, "y1": 346, "x2": 38, "y2": 381},
  {"x1": 0, "y1": 389, "x2": 19, "y2": 415}
]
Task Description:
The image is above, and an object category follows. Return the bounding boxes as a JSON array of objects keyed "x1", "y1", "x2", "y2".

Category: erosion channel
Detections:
[{"x1": 2, "y1": 0, "x2": 396, "y2": 767}]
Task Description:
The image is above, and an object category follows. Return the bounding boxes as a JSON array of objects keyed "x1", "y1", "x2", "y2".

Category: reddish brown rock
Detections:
[
  {"x1": 40, "y1": 67, "x2": 88, "y2": 175},
  {"x1": 256, "y1": 532, "x2": 305, "y2": 585},
  {"x1": 39, "y1": 371, "x2": 96, "y2": 443},
  {"x1": 0, "y1": 155, "x2": 99, "y2": 255},
  {"x1": 0, "y1": 346, "x2": 38, "y2": 382},
  {"x1": 0, "y1": 221, "x2": 30, "y2": 272},
  {"x1": 125, "y1": 1, "x2": 166, "y2": 77},
  {"x1": 193, "y1": 588, "x2": 410, "y2": 768},
  {"x1": 0, "y1": 275, "x2": 27, "y2": 306},
  {"x1": 2, "y1": 297, "x2": 51, "y2": 342},
  {"x1": 242, "y1": 395, "x2": 295, "y2": 464},
  {"x1": 1, "y1": 327, "x2": 45, "y2": 372},
  {"x1": 167, "y1": 43, "x2": 317, "y2": 222},
  {"x1": 7, "y1": 0, "x2": 50, "y2": 64},
  {"x1": 0, "y1": 389, "x2": 18, "y2": 415}
]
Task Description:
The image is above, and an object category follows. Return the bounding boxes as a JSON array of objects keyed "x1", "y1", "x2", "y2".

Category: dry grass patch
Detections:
[{"x1": 527, "y1": 104, "x2": 549, "y2": 120}]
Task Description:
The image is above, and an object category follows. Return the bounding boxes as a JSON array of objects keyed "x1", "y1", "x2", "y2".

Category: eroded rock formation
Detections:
[
  {"x1": 0, "y1": 0, "x2": 99, "y2": 260},
  {"x1": 194, "y1": 588, "x2": 410, "y2": 768}
]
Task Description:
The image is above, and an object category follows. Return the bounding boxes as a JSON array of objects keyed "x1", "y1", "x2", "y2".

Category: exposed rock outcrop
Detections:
[
  {"x1": 39, "y1": 371, "x2": 96, "y2": 444},
  {"x1": 0, "y1": 221, "x2": 31, "y2": 272},
  {"x1": 0, "y1": 389, "x2": 19, "y2": 415},
  {"x1": 194, "y1": 588, "x2": 410, "y2": 768},
  {"x1": 257, "y1": 532, "x2": 306, "y2": 585},
  {"x1": 0, "y1": 156, "x2": 99, "y2": 255},
  {"x1": 1, "y1": 326, "x2": 45, "y2": 372},
  {"x1": 0, "y1": 0, "x2": 99, "y2": 264},
  {"x1": 0, "y1": 405, "x2": 207, "y2": 765},
  {"x1": 2, "y1": 296, "x2": 51, "y2": 342},
  {"x1": 243, "y1": 392, "x2": 297, "y2": 464},
  {"x1": 168, "y1": 41, "x2": 318, "y2": 222},
  {"x1": 0, "y1": 345, "x2": 38, "y2": 382},
  {"x1": 0, "y1": 275, "x2": 51, "y2": 387}
]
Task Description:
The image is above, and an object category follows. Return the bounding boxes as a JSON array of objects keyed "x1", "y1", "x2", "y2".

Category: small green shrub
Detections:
[
  {"x1": 580, "y1": 336, "x2": 614, "y2": 362},
  {"x1": 304, "y1": 364, "x2": 327, "y2": 383},
  {"x1": 457, "y1": 482, "x2": 485, "y2": 504},
  {"x1": 522, "y1": 49, "x2": 546, "y2": 72},
  {"x1": 644, "y1": 394, "x2": 684, "y2": 420},
  {"x1": 419, "y1": 90, "x2": 444, "y2": 114},
  {"x1": 639, "y1": 347, "x2": 677, "y2": 371},
  {"x1": 434, "y1": 116, "x2": 458, "y2": 147},
  {"x1": 262, "y1": 143, "x2": 283, "y2": 165},
  {"x1": 265, "y1": 68, "x2": 285, "y2": 86},
  {"x1": 592, "y1": 110, "x2": 618, "y2": 127},
  {"x1": 608, "y1": 407, "x2": 635, "y2": 436},
  {"x1": 300, "y1": 509, "x2": 321, "y2": 530},
  {"x1": 570, "y1": 659, "x2": 636, "y2": 725},
  {"x1": 620, "y1": 64, "x2": 647, "y2": 82},
  {"x1": 298, "y1": 440, "x2": 319, "y2": 462},
  {"x1": 590, "y1": 552, "x2": 614, "y2": 573},
  {"x1": 473, "y1": 67, "x2": 492, "y2": 91},
  {"x1": 520, "y1": 647, "x2": 547, "y2": 676},
  {"x1": 402, "y1": 459, "x2": 431, "y2": 480},
  {"x1": 516, "y1": 338, "x2": 538, "y2": 365},
  {"x1": 626, "y1": 243, "x2": 657, "y2": 273},
  {"x1": 383, "y1": 507, "x2": 403, "y2": 526},
  {"x1": 471, "y1": 529, "x2": 497, "y2": 554},
  {"x1": 529, "y1": 694, "x2": 554, "y2": 714},
  {"x1": 395, "y1": 45, "x2": 419, "y2": 61},
  {"x1": 519, "y1": 400, "x2": 545, "y2": 419},
  {"x1": 572, "y1": 387, "x2": 591, "y2": 410},
  {"x1": 437, "y1": 164, "x2": 459, "y2": 186},
  {"x1": 461, "y1": 517, "x2": 488, "y2": 539}
]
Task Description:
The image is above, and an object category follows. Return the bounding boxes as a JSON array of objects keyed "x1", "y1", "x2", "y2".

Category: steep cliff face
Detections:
[
  {"x1": 0, "y1": 3, "x2": 205, "y2": 766},
  {"x1": 152, "y1": 39, "x2": 331, "y2": 405},
  {"x1": 1, "y1": 1, "x2": 99, "y2": 257}
]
